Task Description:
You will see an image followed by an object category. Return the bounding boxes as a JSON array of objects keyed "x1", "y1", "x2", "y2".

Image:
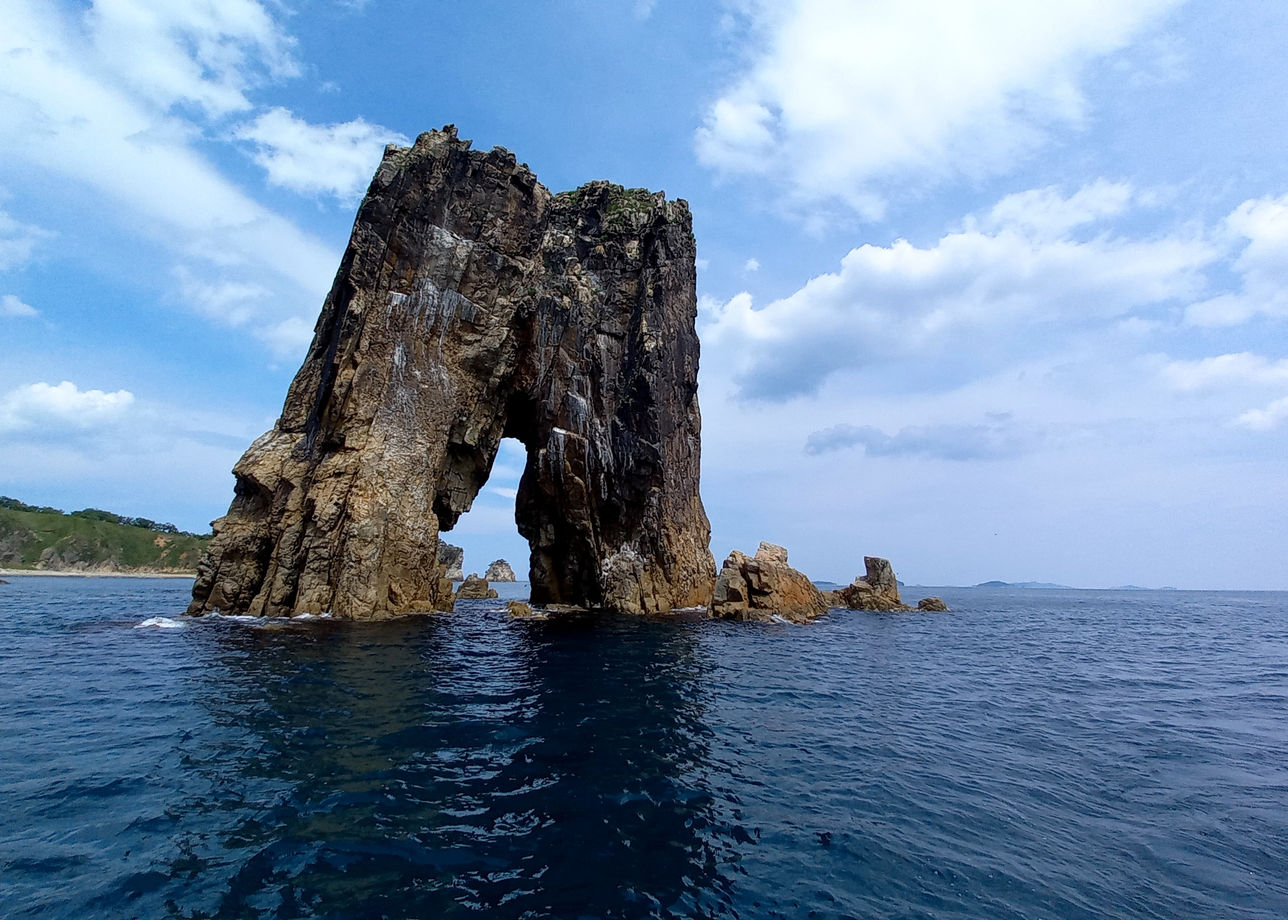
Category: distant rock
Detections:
[
  {"x1": 917, "y1": 597, "x2": 949, "y2": 612},
  {"x1": 485, "y1": 559, "x2": 516, "y2": 582},
  {"x1": 838, "y1": 557, "x2": 912, "y2": 611},
  {"x1": 711, "y1": 542, "x2": 829, "y2": 624},
  {"x1": 455, "y1": 574, "x2": 498, "y2": 600},
  {"x1": 438, "y1": 543, "x2": 464, "y2": 581}
]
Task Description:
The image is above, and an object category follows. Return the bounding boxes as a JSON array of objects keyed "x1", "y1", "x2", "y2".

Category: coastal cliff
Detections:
[
  {"x1": 189, "y1": 127, "x2": 714, "y2": 619},
  {"x1": 0, "y1": 497, "x2": 209, "y2": 574}
]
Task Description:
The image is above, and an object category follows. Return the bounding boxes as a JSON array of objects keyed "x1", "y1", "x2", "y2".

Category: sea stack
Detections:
[
  {"x1": 189, "y1": 127, "x2": 715, "y2": 619},
  {"x1": 485, "y1": 559, "x2": 516, "y2": 582}
]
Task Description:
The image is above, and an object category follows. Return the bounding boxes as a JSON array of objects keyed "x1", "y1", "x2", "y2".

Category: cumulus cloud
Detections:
[
  {"x1": 702, "y1": 181, "x2": 1212, "y2": 400},
  {"x1": 1160, "y1": 352, "x2": 1288, "y2": 391},
  {"x1": 1186, "y1": 195, "x2": 1288, "y2": 326},
  {"x1": 0, "y1": 380, "x2": 134, "y2": 433},
  {"x1": 234, "y1": 107, "x2": 408, "y2": 202},
  {"x1": 1237, "y1": 396, "x2": 1288, "y2": 431},
  {"x1": 696, "y1": 0, "x2": 1180, "y2": 213},
  {"x1": 0, "y1": 207, "x2": 53, "y2": 270},
  {"x1": 804, "y1": 416, "x2": 1040, "y2": 460},
  {"x1": 743, "y1": 257, "x2": 760, "y2": 272},
  {"x1": 1, "y1": 294, "x2": 38, "y2": 317}
]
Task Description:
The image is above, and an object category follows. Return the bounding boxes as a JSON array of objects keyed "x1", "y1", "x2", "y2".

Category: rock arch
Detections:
[{"x1": 188, "y1": 128, "x2": 715, "y2": 618}]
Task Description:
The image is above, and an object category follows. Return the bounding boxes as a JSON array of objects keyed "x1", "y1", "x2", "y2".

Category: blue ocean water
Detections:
[{"x1": 0, "y1": 578, "x2": 1285, "y2": 919}]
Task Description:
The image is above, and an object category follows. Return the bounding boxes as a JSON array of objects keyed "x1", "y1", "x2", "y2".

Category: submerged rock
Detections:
[
  {"x1": 838, "y1": 556, "x2": 912, "y2": 611},
  {"x1": 438, "y1": 543, "x2": 464, "y2": 581},
  {"x1": 485, "y1": 559, "x2": 516, "y2": 582},
  {"x1": 455, "y1": 574, "x2": 498, "y2": 600},
  {"x1": 917, "y1": 597, "x2": 949, "y2": 612},
  {"x1": 710, "y1": 542, "x2": 829, "y2": 624},
  {"x1": 188, "y1": 126, "x2": 714, "y2": 619}
]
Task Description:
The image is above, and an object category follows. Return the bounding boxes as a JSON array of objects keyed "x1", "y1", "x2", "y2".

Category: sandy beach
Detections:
[{"x1": 0, "y1": 569, "x2": 195, "y2": 579}]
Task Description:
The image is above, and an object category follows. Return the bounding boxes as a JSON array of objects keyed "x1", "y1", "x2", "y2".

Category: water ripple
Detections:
[{"x1": 0, "y1": 579, "x2": 1286, "y2": 918}]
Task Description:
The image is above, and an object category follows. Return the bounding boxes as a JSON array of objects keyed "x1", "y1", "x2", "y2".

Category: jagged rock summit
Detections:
[{"x1": 189, "y1": 127, "x2": 715, "y2": 619}]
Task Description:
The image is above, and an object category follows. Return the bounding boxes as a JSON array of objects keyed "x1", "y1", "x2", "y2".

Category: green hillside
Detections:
[{"x1": 0, "y1": 497, "x2": 211, "y2": 573}]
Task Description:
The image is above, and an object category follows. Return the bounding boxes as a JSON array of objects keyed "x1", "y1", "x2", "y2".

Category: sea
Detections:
[{"x1": 1, "y1": 577, "x2": 1285, "y2": 920}]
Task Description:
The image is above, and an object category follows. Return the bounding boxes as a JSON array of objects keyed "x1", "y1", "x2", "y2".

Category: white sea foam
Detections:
[{"x1": 134, "y1": 616, "x2": 184, "y2": 629}]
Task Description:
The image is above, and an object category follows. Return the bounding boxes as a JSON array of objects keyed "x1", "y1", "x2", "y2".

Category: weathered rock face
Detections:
[
  {"x1": 917, "y1": 596, "x2": 949, "y2": 612},
  {"x1": 188, "y1": 127, "x2": 714, "y2": 619},
  {"x1": 438, "y1": 542, "x2": 464, "y2": 581},
  {"x1": 455, "y1": 574, "x2": 498, "y2": 600},
  {"x1": 710, "y1": 542, "x2": 829, "y2": 623},
  {"x1": 838, "y1": 556, "x2": 912, "y2": 611},
  {"x1": 484, "y1": 559, "x2": 516, "y2": 582}
]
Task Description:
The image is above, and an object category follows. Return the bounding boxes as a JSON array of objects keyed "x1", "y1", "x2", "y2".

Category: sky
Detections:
[{"x1": 1, "y1": 0, "x2": 1286, "y2": 589}]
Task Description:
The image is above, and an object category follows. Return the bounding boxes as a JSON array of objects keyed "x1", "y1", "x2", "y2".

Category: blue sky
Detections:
[{"x1": 2, "y1": 0, "x2": 1286, "y2": 588}]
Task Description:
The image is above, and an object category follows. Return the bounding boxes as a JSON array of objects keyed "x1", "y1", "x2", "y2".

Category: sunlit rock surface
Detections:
[{"x1": 710, "y1": 542, "x2": 829, "y2": 624}]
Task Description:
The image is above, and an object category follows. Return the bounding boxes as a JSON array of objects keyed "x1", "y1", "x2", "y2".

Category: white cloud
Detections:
[
  {"x1": 804, "y1": 416, "x2": 1041, "y2": 460},
  {"x1": 86, "y1": 0, "x2": 298, "y2": 117},
  {"x1": 258, "y1": 315, "x2": 316, "y2": 358},
  {"x1": 702, "y1": 182, "x2": 1211, "y2": 399},
  {"x1": 1160, "y1": 352, "x2": 1288, "y2": 391},
  {"x1": 977, "y1": 179, "x2": 1135, "y2": 238},
  {"x1": 696, "y1": 0, "x2": 1180, "y2": 213},
  {"x1": 1236, "y1": 396, "x2": 1288, "y2": 431},
  {"x1": 235, "y1": 107, "x2": 408, "y2": 202},
  {"x1": 1186, "y1": 195, "x2": 1288, "y2": 326},
  {"x1": 0, "y1": 207, "x2": 53, "y2": 270},
  {"x1": 489, "y1": 486, "x2": 519, "y2": 500},
  {"x1": 743, "y1": 257, "x2": 760, "y2": 272},
  {"x1": 0, "y1": 0, "x2": 336, "y2": 354},
  {"x1": 1, "y1": 294, "x2": 38, "y2": 317},
  {"x1": 0, "y1": 380, "x2": 134, "y2": 433}
]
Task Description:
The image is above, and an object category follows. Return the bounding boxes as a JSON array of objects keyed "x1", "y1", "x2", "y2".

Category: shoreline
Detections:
[{"x1": 0, "y1": 569, "x2": 196, "y2": 579}]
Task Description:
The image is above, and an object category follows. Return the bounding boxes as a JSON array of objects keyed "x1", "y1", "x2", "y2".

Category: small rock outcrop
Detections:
[
  {"x1": 484, "y1": 559, "x2": 516, "y2": 582},
  {"x1": 188, "y1": 126, "x2": 715, "y2": 619},
  {"x1": 710, "y1": 542, "x2": 829, "y2": 623},
  {"x1": 438, "y1": 543, "x2": 464, "y2": 581},
  {"x1": 455, "y1": 574, "x2": 498, "y2": 600},
  {"x1": 917, "y1": 597, "x2": 949, "y2": 612},
  {"x1": 507, "y1": 600, "x2": 544, "y2": 618},
  {"x1": 838, "y1": 556, "x2": 912, "y2": 611}
]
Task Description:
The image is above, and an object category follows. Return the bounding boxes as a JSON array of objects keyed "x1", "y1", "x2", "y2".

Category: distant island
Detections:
[
  {"x1": 0, "y1": 497, "x2": 210, "y2": 575},
  {"x1": 974, "y1": 580, "x2": 1072, "y2": 589},
  {"x1": 974, "y1": 580, "x2": 1180, "y2": 591}
]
